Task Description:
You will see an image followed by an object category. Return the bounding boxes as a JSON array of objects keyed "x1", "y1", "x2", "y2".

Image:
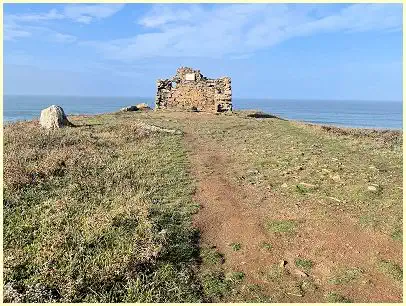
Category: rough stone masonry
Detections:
[{"x1": 155, "y1": 67, "x2": 232, "y2": 112}]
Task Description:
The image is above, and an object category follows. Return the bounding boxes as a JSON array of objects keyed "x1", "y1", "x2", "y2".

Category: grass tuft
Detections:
[
  {"x1": 200, "y1": 271, "x2": 230, "y2": 301},
  {"x1": 200, "y1": 247, "x2": 224, "y2": 266},
  {"x1": 329, "y1": 267, "x2": 363, "y2": 285},
  {"x1": 230, "y1": 242, "x2": 242, "y2": 251},
  {"x1": 266, "y1": 220, "x2": 297, "y2": 234},
  {"x1": 294, "y1": 258, "x2": 313, "y2": 271},
  {"x1": 377, "y1": 260, "x2": 403, "y2": 282},
  {"x1": 326, "y1": 292, "x2": 352, "y2": 303},
  {"x1": 260, "y1": 242, "x2": 273, "y2": 251},
  {"x1": 296, "y1": 184, "x2": 309, "y2": 195},
  {"x1": 391, "y1": 228, "x2": 403, "y2": 241},
  {"x1": 226, "y1": 271, "x2": 245, "y2": 283}
]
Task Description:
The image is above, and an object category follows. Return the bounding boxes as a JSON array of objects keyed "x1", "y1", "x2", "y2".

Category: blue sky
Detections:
[{"x1": 4, "y1": 3, "x2": 403, "y2": 101}]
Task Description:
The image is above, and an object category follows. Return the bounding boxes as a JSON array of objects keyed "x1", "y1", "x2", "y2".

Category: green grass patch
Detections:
[
  {"x1": 391, "y1": 228, "x2": 403, "y2": 241},
  {"x1": 266, "y1": 220, "x2": 297, "y2": 234},
  {"x1": 359, "y1": 214, "x2": 379, "y2": 229},
  {"x1": 296, "y1": 184, "x2": 309, "y2": 195},
  {"x1": 329, "y1": 267, "x2": 363, "y2": 285},
  {"x1": 377, "y1": 260, "x2": 403, "y2": 282},
  {"x1": 201, "y1": 271, "x2": 230, "y2": 301},
  {"x1": 230, "y1": 242, "x2": 242, "y2": 251},
  {"x1": 245, "y1": 284, "x2": 271, "y2": 302},
  {"x1": 200, "y1": 247, "x2": 224, "y2": 266},
  {"x1": 260, "y1": 242, "x2": 273, "y2": 251},
  {"x1": 294, "y1": 258, "x2": 313, "y2": 271},
  {"x1": 300, "y1": 279, "x2": 317, "y2": 293},
  {"x1": 226, "y1": 271, "x2": 245, "y2": 283},
  {"x1": 266, "y1": 264, "x2": 285, "y2": 281},
  {"x1": 326, "y1": 292, "x2": 352, "y2": 303}
]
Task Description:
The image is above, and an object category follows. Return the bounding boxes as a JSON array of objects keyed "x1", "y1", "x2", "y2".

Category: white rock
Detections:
[
  {"x1": 280, "y1": 260, "x2": 287, "y2": 268},
  {"x1": 328, "y1": 197, "x2": 342, "y2": 203},
  {"x1": 39, "y1": 105, "x2": 72, "y2": 129},
  {"x1": 137, "y1": 122, "x2": 182, "y2": 135},
  {"x1": 368, "y1": 186, "x2": 377, "y2": 191},
  {"x1": 136, "y1": 103, "x2": 151, "y2": 110},
  {"x1": 120, "y1": 105, "x2": 138, "y2": 112},
  {"x1": 299, "y1": 182, "x2": 317, "y2": 188}
]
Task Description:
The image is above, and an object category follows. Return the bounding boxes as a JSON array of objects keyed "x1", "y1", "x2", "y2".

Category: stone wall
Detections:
[{"x1": 155, "y1": 67, "x2": 232, "y2": 112}]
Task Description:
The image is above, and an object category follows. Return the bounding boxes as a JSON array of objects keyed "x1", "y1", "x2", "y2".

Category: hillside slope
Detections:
[{"x1": 3, "y1": 110, "x2": 402, "y2": 302}]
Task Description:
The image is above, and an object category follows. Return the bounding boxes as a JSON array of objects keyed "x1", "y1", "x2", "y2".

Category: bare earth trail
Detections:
[
  {"x1": 179, "y1": 113, "x2": 402, "y2": 303},
  {"x1": 185, "y1": 131, "x2": 278, "y2": 283}
]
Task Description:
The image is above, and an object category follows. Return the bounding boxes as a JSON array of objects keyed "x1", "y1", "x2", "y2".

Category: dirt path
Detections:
[
  {"x1": 186, "y1": 131, "x2": 277, "y2": 280},
  {"x1": 183, "y1": 117, "x2": 402, "y2": 303}
]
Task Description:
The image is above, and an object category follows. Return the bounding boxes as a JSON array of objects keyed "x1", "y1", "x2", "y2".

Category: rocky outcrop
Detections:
[
  {"x1": 136, "y1": 103, "x2": 151, "y2": 110},
  {"x1": 120, "y1": 105, "x2": 138, "y2": 112},
  {"x1": 39, "y1": 105, "x2": 73, "y2": 129},
  {"x1": 120, "y1": 104, "x2": 151, "y2": 112}
]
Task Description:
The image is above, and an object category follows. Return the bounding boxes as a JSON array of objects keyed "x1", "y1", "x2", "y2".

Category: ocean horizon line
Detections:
[{"x1": 3, "y1": 94, "x2": 402, "y2": 104}]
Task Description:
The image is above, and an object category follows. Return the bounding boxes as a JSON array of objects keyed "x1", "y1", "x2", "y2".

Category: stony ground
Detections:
[{"x1": 3, "y1": 109, "x2": 403, "y2": 302}]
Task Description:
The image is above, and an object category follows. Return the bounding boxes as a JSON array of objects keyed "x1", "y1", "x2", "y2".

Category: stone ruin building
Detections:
[{"x1": 155, "y1": 67, "x2": 232, "y2": 112}]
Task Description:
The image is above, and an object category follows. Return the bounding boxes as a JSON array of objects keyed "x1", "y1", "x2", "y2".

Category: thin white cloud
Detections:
[
  {"x1": 4, "y1": 25, "x2": 31, "y2": 41},
  {"x1": 4, "y1": 4, "x2": 125, "y2": 41},
  {"x1": 4, "y1": 3, "x2": 401, "y2": 59},
  {"x1": 5, "y1": 8, "x2": 64, "y2": 24},
  {"x1": 63, "y1": 4, "x2": 125, "y2": 24},
  {"x1": 138, "y1": 4, "x2": 203, "y2": 28},
  {"x1": 52, "y1": 32, "x2": 77, "y2": 43},
  {"x1": 5, "y1": 4, "x2": 124, "y2": 24},
  {"x1": 4, "y1": 8, "x2": 61, "y2": 40},
  {"x1": 84, "y1": 4, "x2": 401, "y2": 61},
  {"x1": 5, "y1": 25, "x2": 77, "y2": 44}
]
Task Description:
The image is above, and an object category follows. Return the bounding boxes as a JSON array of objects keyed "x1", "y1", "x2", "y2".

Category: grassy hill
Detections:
[{"x1": 3, "y1": 110, "x2": 403, "y2": 302}]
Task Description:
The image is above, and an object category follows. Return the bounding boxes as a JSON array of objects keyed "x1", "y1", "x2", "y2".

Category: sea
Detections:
[{"x1": 3, "y1": 95, "x2": 403, "y2": 130}]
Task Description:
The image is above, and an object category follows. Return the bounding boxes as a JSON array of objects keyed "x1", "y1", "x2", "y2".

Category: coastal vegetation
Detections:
[{"x1": 3, "y1": 110, "x2": 402, "y2": 302}]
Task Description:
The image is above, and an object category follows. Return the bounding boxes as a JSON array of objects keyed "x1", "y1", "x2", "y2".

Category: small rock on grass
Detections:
[
  {"x1": 120, "y1": 105, "x2": 138, "y2": 112},
  {"x1": 137, "y1": 122, "x2": 183, "y2": 135},
  {"x1": 280, "y1": 260, "x2": 288, "y2": 269},
  {"x1": 299, "y1": 182, "x2": 317, "y2": 188},
  {"x1": 39, "y1": 105, "x2": 73, "y2": 129},
  {"x1": 294, "y1": 269, "x2": 308, "y2": 278},
  {"x1": 367, "y1": 186, "x2": 377, "y2": 192},
  {"x1": 136, "y1": 103, "x2": 151, "y2": 110},
  {"x1": 328, "y1": 197, "x2": 342, "y2": 203}
]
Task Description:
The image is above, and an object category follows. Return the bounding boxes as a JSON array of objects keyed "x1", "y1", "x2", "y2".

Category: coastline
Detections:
[
  {"x1": 4, "y1": 95, "x2": 402, "y2": 130},
  {"x1": 234, "y1": 110, "x2": 403, "y2": 135},
  {"x1": 4, "y1": 109, "x2": 403, "y2": 134}
]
